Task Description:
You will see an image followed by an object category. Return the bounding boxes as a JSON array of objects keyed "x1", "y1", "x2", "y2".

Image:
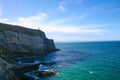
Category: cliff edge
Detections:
[{"x1": 0, "y1": 23, "x2": 58, "y2": 57}]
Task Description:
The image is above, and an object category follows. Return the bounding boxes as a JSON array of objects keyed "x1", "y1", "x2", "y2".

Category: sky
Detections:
[{"x1": 0, "y1": 0, "x2": 120, "y2": 42}]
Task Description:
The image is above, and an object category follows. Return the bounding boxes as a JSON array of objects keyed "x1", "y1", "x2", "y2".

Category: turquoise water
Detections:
[
  {"x1": 17, "y1": 41, "x2": 120, "y2": 80},
  {"x1": 51, "y1": 41, "x2": 120, "y2": 80}
]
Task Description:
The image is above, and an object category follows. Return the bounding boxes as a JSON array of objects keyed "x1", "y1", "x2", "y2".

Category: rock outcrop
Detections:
[
  {"x1": 35, "y1": 70, "x2": 57, "y2": 77},
  {"x1": 0, "y1": 22, "x2": 59, "y2": 80},
  {"x1": 0, "y1": 23, "x2": 58, "y2": 57},
  {"x1": 0, "y1": 58, "x2": 18, "y2": 80}
]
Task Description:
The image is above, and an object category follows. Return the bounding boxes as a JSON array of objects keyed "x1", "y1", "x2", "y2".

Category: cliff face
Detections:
[
  {"x1": 0, "y1": 23, "x2": 58, "y2": 57},
  {"x1": 0, "y1": 58, "x2": 18, "y2": 80}
]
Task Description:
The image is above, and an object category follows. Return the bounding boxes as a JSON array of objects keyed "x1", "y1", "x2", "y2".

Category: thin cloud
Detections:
[
  {"x1": 87, "y1": 1, "x2": 120, "y2": 13},
  {"x1": 57, "y1": 0, "x2": 83, "y2": 12},
  {"x1": 0, "y1": 13, "x2": 106, "y2": 42},
  {"x1": 59, "y1": 5, "x2": 65, "y2": 11},
  {"x1": 0, "y1": 13, "x2": 48, "y2": 29},
  {"x1": 49, "y1": 15, "x2": 85, "y2": 25},
  {"x1": 41, "y1": 25, "x2": 105, "y2": 34},
  {"x1": 17, "y1": 13, "x2": 48, "y2": 28},
  {"x1": 39, "y1": 24, "x2": 106, "y2": 41},
  {"x1": 0, "y1": 18, "x2": 9, "y2": 22},
  {"x1": 57, "y1": 1, "x2": 66, "y2": 12}
]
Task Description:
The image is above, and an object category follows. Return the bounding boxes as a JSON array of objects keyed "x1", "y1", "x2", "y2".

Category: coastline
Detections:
[{"x1": 0, "y1": 23, "x2": 59, "y2": 80}]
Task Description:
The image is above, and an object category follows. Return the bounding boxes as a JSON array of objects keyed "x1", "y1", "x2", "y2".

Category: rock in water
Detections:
[
  {"x1": 35, "y1": 70, "x2": 57, "y2": 77},
  {"x1": 0, "y1": 23, "x2": 58, "y2": 57}
]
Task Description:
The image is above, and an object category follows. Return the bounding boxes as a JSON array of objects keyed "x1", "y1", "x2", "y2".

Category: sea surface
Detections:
[{"x1": 16, "y1": 41, "x2": 120, "y2": 80}]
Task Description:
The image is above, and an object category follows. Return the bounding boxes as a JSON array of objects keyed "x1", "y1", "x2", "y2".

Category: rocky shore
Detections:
[{"x1": 0, "y1": 23, "x2": 59, "y2": 80}]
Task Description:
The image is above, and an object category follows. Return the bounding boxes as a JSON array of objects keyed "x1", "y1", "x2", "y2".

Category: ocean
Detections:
[{"x1": 17, "y1": 41, "x2": 120, "y2": 80}]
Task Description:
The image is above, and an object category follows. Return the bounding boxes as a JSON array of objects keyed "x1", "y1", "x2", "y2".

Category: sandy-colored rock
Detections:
[{"x1": 35, "y1": 70, "x2": 57, "y2": 77}]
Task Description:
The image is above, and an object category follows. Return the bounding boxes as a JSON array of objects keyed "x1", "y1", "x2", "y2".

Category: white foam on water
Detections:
[{"x1": 89, "y1": 71, "x2": 93, "y2": 74}]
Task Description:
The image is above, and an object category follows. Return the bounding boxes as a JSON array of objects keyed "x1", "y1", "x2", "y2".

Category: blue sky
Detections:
[{"x1": 0, "y1": 0, "x2": 120, "y2": 42}]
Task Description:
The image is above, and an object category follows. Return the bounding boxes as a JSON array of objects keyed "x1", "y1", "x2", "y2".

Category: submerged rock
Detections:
[
  {"x1": 0, "y1": 23, "x2": 59, "y2": 57},
  {"x1": 40, "y1": 61, "x2": 56, "y2": 66}
]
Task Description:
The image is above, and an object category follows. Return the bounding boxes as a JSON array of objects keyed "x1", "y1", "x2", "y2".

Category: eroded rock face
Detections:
[
  {"x1": 0, "y1": 58, "x2": 18, "y2": 80},
  {"x1": 0, "y1": 23, "x2": 58, "y2": 57}
]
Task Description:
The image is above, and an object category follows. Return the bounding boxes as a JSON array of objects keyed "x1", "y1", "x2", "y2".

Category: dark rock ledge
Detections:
[{"x1": 0, "y1": 23, "x2": 59, "y2": 80}]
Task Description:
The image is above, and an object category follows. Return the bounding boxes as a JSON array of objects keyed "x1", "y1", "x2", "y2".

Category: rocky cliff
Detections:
[
  {"x1": 0, "y1": 23, "x2": 58, "y2": 57},
  {"x1": 0, "y1": 58, "x2": 19, "y2": 80}
]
